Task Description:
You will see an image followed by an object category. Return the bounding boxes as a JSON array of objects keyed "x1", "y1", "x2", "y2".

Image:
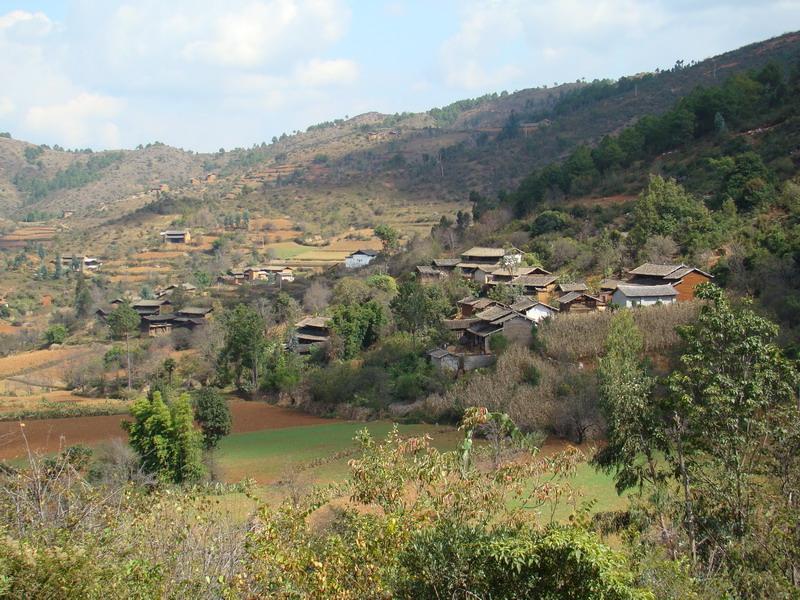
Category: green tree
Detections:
[
  {"x1": 43, "y1": 324, "x2": 67, "y2": 346},
  {"x1": 73, "y1": 274, "x2": 92, "y2": 318},
  {"x1": 162, "y1": 357, "x2": 176, "y2": 384},
  {"x1": 124, "y1": 391, "x2": 205, "y2": 483},
  {"x1": 218, "y1": 304, "x2": 268, "y2": 395},
  {"x1": 193, "y1": 387, "x2": 232, "y2": 450},
  {"x1": 666, "y1": 284, "x2": 799, "y2": 569},
  {"x1": 373, "y1": 224, "x2": 400, "y2": 255},
  {"x1": 53, "y1": 253, "x2": 63, "y2": 279},
  {"x1": 107, "y1": 302, "x2": 140, "y2": 390},
  {"x1": 390, "y1": 279, "x2": 451, "y2": 346},
  {"x1": 330, "y1": 299, "x2": 386, "y2": 359}
]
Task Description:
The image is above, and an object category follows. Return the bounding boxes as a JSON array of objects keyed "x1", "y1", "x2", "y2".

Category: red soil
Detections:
[{"x1": 0, "y1": 400, "x2": 333, "y2": 460}]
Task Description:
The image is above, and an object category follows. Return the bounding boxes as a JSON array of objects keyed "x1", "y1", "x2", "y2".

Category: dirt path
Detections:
[{"x1": 0, "y1": 400, "x2": 333, "y2": 460}]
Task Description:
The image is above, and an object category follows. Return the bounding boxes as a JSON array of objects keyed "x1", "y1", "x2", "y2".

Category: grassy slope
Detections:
[{"x1": 214, "y1": 420, "x2": 625, "y2": 522}]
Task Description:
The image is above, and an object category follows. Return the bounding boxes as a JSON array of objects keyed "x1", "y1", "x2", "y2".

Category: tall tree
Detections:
[
  {"x1": 193, "y1": 387, "x2": 232, "y2": 450},
  {"x1": 390, "y1": 280, "x2": 451, "y2": 347},
  {"x1": 107, "y1": 302, "x2": 141, "y2": 390},
  {"x1": 73, "y1": 274, "x2": 92, "y2": 318},
  {"x1": 218, "y1": 304, "x2": 268, "y2": 395},
  {"x1": 374, "y1": 224, "x2": 400, "y2": 255}
]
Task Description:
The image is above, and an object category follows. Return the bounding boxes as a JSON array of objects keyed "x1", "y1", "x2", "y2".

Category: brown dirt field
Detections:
[
  {"x1": 0, "y1": 391, "x2": 126, "y2": 415},
  {"x1": 0, "y1": 348, "x2": 89, "y2": 379},
  {"x1": 0, "y1": 322, "x2": 21, "y2": 335},
  {"x1": 109, "y1": 274, "x2": 150, "y2": 283},
  {"x1": 0, "y1": 400, "x2": 333, "y2": 459},
  {"x1": 133, "y1": 251, "x2": 187, "y2": 260},
  {"x1": 260, "y1": 217, "x2": 295, "y2": 230}
]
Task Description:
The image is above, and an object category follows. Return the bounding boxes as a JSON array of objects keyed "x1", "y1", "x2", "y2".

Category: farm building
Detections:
[
  {"x1": 157, "y1": 283, "x2": 197, "y2": 298},
  {"x1": 416, "y1": 265, "x2": 446, "y2": 283},
  {"x1": 460, "y1": 246, "x2": 522, "y2": 265},
  {"x1": 557, "y1": 292, "x2": 605, "y2": 313},
  {"x1": 132, "y1": 299, "x2": 172, "y2": 317},
  {"x1": 557, "y1": 282, "x2": 588, "y2": 295},
  {"x1": 293, "y1": 316, "x2": 333, "y2": 354},
  {"x1": 427, "y1": 348, "x2": 460, "y2": 373},
  {"x1": 431, "y1": 258, "x2": 461, "y2": 273},
  {"x1": 457, "y1": 297, "x2": 500, "y2": 318},
  {"x1": 510, "y1": 297, "x2": 559, "y2": 323},
  {"x1": 160, "y1": 230, "x2": 191, "y2": 244},
  {"x1": 464, "y1": 305, "x2": 533, "y2": 354},
  {"x1": 612, "y1": 284, "x2": 678, "y2": 308},
  {"x1": 597, "y1": 279, "x2": 622, "y2": 303},
  {"x1": 344, "y1": 249, "x2": 378, "y2": 269},
  {"x1": 626, "y1": 263, "x2": 712, "y2": 301},
  {"x1": 55, "y1": 255, "x2": 102, "y2": 271},
  {"x1": 489, "y1": 265, "x2": 550, "y2": 284},
  {"x1": 509, "y1": 274, "x2": 558, "y2": 302}
]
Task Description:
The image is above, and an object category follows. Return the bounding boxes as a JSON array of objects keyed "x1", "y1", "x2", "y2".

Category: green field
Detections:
[{"x1": 214, "y1": 421, "x2": 626, "y2": 521}]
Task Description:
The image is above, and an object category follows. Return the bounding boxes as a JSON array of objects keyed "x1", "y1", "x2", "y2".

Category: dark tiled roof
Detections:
[{"x1": 615, "y1": 283, "x2": 678, "y2": 297}]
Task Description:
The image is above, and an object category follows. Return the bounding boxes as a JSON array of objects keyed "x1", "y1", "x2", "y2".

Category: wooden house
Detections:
[
  {"x1": 557, "y1": 282, "x2": 588, "y2": 295},
  {"x1": 416, "y1": 265, "x2": 446, "y2": 283},
  {"x1": 488, "y1": 265, "x2": 550, "y2": 284},
  {"x1": 464, "y1": 305, "x2": 533, "y2": 354},
  {"x1": 510, "y1": 274, "x2": 558, "y2": 302},
  {"x1": 626, "y1": 263, "x2": 712, "y2": 302},
  {"x1": 132, "y1": 298, "x2": 172, "y2": 317},
  {"x1": 431, "y1": 258, "x2": 461, "y2": 273},
  {"x1": 141, "y1": 315, "x2": 174, "y2": 337},
  {"x1": 293, "y1": 316, "x2": 332, "y2": 354},
  {"x1": 597, "y1": 279, "x2": 622, "y2": 304},
  {"x1": 157, "y1": 283, "x2": 197, "y2": 298},
  {"x1": 556, "y1": 292, "x2": 605, "y2": 313},
  {"x1": 457, "y1": 297, "x2": 500, "y2": 318}
]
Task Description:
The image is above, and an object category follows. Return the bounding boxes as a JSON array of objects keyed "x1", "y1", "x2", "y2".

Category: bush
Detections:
[{"x1": 43, "y1": 324, "x2": 68, "y2": 346}]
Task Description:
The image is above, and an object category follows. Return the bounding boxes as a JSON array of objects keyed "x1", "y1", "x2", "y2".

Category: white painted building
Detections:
[
  {"x1": 344, "y1": 249, "x2": 378, "y2": 269},
  {"x1": 510, "y1": 297, "x2": 559, "y2": 323},
  {"x1": 612, "y1": 283, "x2": 678, "y2": 308}
]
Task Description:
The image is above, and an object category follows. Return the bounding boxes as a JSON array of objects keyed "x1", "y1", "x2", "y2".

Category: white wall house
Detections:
[
  {"x1": 612, "y1": 283, "x2": 678, "y2": 308},
  {"x1": 510, "y1": 298, "x2": 558, "y2": 323},
  {"x1": 344, "y1": 249, "x2": 378, "y2": 269}
]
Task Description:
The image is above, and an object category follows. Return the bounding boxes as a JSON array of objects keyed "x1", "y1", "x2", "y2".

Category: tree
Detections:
[
  {"x1": 107, "y1": 302, "x2": 141, "y2": 390},
  {"x1": 162, "y1": 357, "x2": 176, "y2": 384},
  {"x1": 390, "y1": 279, "x2": 451, "y2": 346},
  {"x1": 374, "y1": 224, "x2": 400, "y2": 255},
  {"x1": 73, "y1": 274, "x2": 92, "y2": 318},
  {"x1": 43, "y1": 324, "x2": 67, "y2": 346},
  {"x1": 665, "y1": 284, "x2": 799, "y2": 568},
  {"x1": 193, "y1": 387, "x2": 232, "y2": 450},
  {"x1": 330, "y1": 300, "x2": 386, "y2": 359},
  {"x1": 53, "y1": 253, "x2": 63, "y2": 279},
  {"x1": 218, "y1": 304, "x2": 268, "y2": 395},
  {"x1": 303, "y1": 280, "x2": 331, "y2": 314},
  {"x1": 124, "y1": 391, "x2": 205, "y2": 483}
]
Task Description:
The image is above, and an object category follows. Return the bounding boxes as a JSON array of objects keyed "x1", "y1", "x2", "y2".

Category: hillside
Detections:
[{"x1": 1, "y1": 31, "x2": 798, "y2": 227}]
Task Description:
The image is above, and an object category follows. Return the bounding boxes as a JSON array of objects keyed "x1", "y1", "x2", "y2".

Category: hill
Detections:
[{"x1": 0, "y1": 31, "x2": 798, "y2": 228}]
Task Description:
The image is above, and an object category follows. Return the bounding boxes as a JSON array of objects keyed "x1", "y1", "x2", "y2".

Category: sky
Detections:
[{"x1": 0, "y1": 1, "x2": 797, "y2": 152}]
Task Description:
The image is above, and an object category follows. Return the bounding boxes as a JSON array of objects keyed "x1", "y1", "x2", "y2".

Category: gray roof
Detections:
[
  {"x1": 615, "y1": 283, "x2": 678, "y2": 298},
  {"x1": 461, "y1": 246, "x2": 507, "y2": 258},
  {"x1": 177, "y1": 306, "x2": 212, "y2": 316},
  {"x1": 599, "y1": 278, "x2": 622, "y2": 290},
  {"x1": 427, "y1": 348, "x2": 451, "y2": 359},
  {"x1": 295, "y1": 316, "x2": 332, "y2": 328},
  {"x1": 558, "y1": 291, "x2": 601, "y2": 304},
  {"x1": 628, "y1": 263, "x2": 684, "y2": 277},
  {"x1": 511, "y1": 298, "x2": 558, "y2": 313},
  {"x1": 558, "y1": 282, "x2": 588, "y2": 293},
  {"x1": 416, "y1": 266, "x2": 444, "y2": 276},
  {"x1": 474, "y1": 305, "x2": 514, "y2": 323},
  {"x1": 513, "y1": 274, "x2": 558, "y2": 288},
  {"x1": 432, "y1": 258, "x2": 461, "y2": 267},
  {"x1": 350, "y1": 249, "x2": 379, "y2": 257},
  {"x1": 133, "y1": 299, "x2": 169, "y2": 307}
]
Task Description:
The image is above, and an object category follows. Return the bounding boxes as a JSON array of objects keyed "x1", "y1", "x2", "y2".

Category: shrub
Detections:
[{"x1": 43, "y1": 324, "x2": 67, "y2": 346}]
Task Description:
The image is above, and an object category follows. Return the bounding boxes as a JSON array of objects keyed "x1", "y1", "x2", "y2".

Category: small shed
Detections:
[
  {"x1": 344, "y1": 249, "x2": 378, "y2": 269},
  {"x1": 612, "y1": 284, "x2": 678, "y2": 308}
]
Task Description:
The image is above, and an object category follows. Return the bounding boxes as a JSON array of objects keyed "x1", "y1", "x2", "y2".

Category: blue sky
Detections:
[{"x1": 0, "y1": 0, "x2": 798, "y2": 151}]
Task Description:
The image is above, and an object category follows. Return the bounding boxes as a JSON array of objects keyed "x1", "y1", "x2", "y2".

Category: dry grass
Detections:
[
  {"x1": 539, "y1": 302, "x2": 701, "y2": 363},
  {"x1": 0, "y1": 390, "x2": 127, "y2": 416}
]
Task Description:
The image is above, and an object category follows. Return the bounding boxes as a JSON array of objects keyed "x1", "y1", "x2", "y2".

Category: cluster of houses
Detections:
[
  {"x1": 96, "y1": 286, "x2": 213, "y2": 337},
  {"x1": 219, "y1": 265, "x2": 297, "y2": 286},
  {"x1": 53, "y1": 255, "x2": 102, "y2": 272}
]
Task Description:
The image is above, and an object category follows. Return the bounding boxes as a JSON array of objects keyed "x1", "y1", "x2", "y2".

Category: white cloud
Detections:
[
  {"x1": 25, "y1": 93, "x2": 124, "y2": 148},
  {"x1": 294, "y1": 58, "x2": 358, "y2": 86},
  {"x1": 0, "y1": 97, "x2": 14, "y2": 117},
  {"x1": 0, "y1": 10, "x2": 53, "y2": 36}
]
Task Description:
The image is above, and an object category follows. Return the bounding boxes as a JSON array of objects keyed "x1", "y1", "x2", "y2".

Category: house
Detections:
[
  {"x1": 510, "y1": 274, "x2": 558, "y2": 302},
  {"x1": 427, "y1": 348, "x2": 461, "y2": 373},
  {"x1": 344, "y1": 249, "x2": 378, "y2": 269},
  {"x1": 55, "y1": 255, "x2": 102, "y2": 271},
  {"x1": 597, "y1": 279, "x2": 622, "y2": 304},
  {"x1": 263, "y1": 265, "x2": 295, "y2": 283},
  {"x1": 416, "y1": 265, "x2": 446, "y2": 283},
  {"x1": 557, "y1": 282, "x2": 588, "y2": 295},
  {"x1": 160, "y1": 230, "x2": 191, "y2": 244},
  {"x1": 488, "y1": 265, "x2": 550, "y2": 284},
  {"x1": 175, "y1": 306, "x2": 213, "y2": 320},
  {"x1": 464, "y1": 305, "x2": 533, "y2": 354},
  {"x1": 510, "y1": 297, "x2": 559, "y2": 323},
  {"x1": 132, "y1": 298, "x2": 172, "y2": 317},
  {"x1": 141, "y1": 315, "x2": 175, "y2": 337},
  {"x1": 626, "y1": 263, "x2": 713, "y2": 301},
  {"x1": 464, "y1": 264, "x2": 496, "y2": 284},
  {"x1": 157, "y1": 283, "x2": 197, "y2": 298},
  {"x1": 431, "y1": 258, "x2": 461, "y2": 273},
  {"x1": 244, "y1": 267, "x2": 269, "y2": 281},
  {"x1": 557, "y1": 292, "x2": 605, "y2": 313},
  {"x1": 460, "y1": 246, "x2": 522, "y2": 265},
  {"x1": 612, "y1": 284, "x2": 678, "y2": 308},
  {"x1": 293, "y1": 316, "x2": 333, "y2": 353},
  {"x1": 457, "y1": 297, "x2": 500, "y2": 318}
]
